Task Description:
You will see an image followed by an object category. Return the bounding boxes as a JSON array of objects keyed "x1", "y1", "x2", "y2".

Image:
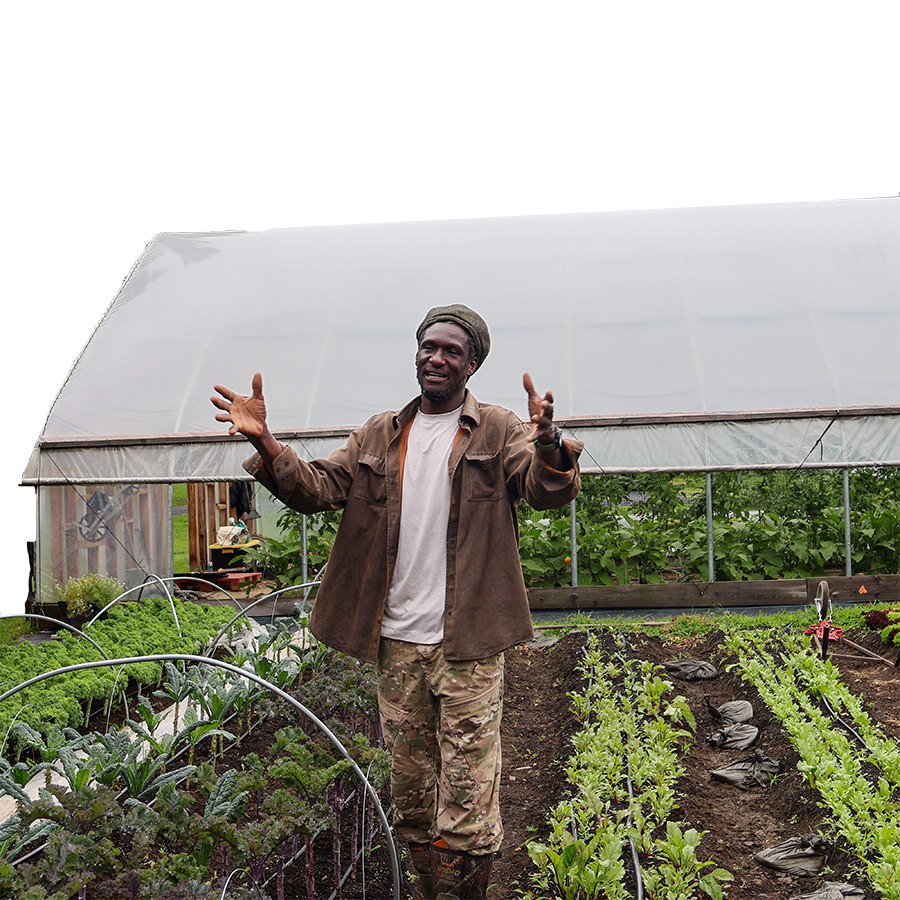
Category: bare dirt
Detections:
[
  {"x1": 245, "y1": 623, "x2": 898, "y2": 899},
  {"x1": 47, "y1": 621, "x2": 900, "y2": 898},
  {"x1": 490, "y1": 625, "x2": 899, "y2": 900}
]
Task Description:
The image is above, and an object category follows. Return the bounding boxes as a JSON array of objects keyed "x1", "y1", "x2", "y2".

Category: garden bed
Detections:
[
  {"x1": 491, "y1": 624, "x2": 898, "y2": 900},
  {"x1": 2, "y1": 609, "x2": 898, "y2": 898}
]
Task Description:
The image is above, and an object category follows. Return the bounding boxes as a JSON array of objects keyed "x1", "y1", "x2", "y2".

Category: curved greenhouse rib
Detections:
[
  {"x1": 157, "y1": 575, "x2": 248, "y2": 613},
  {"x1": 1, "y1": 614, "x2": 109, "y2": 660},
  {"x1": 86, "y1": 575, "x2": 182, "y2": 634},
  {"x1": 205, "y1": 580, "x2": 321, "y2": 652},
  {"x1": 0, "y1": 653, "x2": 400, "y2": 900}
]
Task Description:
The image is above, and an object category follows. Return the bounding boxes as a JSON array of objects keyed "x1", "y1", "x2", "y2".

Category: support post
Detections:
[
  {"x1": 843, "y1": 468, "x2": 852, "y2": 577},
  {"x1": 302, "y1": 514, "x2": 310, "y2": 598},
  {"x1": 706, "y1": 472, "x2": 715, "y2": 582},
  {"x1": 570, "y1": 498, "x2": 578, "y2": 588}
]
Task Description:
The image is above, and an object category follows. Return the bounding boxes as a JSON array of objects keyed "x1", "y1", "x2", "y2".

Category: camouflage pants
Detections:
[{"x1": 376, "y1": 638, "x2": 504, "y2": 854}]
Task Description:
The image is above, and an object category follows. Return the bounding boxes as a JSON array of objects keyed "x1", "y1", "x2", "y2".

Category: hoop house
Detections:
[{"x1": 23, "y1": 198, "x2": 900, "y2": 600}]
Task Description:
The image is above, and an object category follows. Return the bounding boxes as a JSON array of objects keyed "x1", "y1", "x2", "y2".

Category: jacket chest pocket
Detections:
[
  {"x1": 464, "y1": 450, "x2": 503, "y2": 502},
  {"x1": 353, "y1": 450, "x2": 387, "y2": 505}
]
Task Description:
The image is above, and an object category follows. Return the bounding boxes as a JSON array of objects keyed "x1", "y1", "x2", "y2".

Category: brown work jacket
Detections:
[{"x1": 244, "y1": 391, "x2": 582, "y2": 663}]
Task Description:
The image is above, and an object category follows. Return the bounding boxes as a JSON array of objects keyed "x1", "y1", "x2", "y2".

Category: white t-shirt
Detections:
[{"x1": 381, "y1": 405, "x2": 460, "y2": 644}]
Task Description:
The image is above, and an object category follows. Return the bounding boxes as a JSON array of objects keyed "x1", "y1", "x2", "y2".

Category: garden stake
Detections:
[{"x1": 821, "y1": 624, "x2": 830, "y2": 661}]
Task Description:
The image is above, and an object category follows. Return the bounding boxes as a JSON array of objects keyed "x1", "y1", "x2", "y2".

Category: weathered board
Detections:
[{"x1": 526, "y1": 575, "x2": 900, "y2": 611}]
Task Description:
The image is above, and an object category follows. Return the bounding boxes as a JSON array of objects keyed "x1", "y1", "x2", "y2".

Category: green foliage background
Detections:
[{"x1": 194, "y1": 467, "x2": 900, "y2": 590}]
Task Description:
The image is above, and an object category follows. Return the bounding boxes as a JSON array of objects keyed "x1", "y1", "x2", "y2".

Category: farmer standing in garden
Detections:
[{"x1": 212, "y1": 305, "x2": 582, "y2": 899}]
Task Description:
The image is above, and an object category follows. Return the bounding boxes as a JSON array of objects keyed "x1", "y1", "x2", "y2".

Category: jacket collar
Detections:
[{"x1": 394, "y1": 390, "x2": 481, "y2": 430}]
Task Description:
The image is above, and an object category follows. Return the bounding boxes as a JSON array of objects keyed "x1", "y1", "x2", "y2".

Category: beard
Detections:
[{"x1": 420, "y1": 374, "x2": 468, "y2": 404}]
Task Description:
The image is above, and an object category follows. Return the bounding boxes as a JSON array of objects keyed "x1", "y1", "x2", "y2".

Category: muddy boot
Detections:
[
  {"x1": 407, "y1": 841, "x2": 435, "y2": 900},
  {"x1": 431, "y1": 840, "x2": 494, "y2": 899}
]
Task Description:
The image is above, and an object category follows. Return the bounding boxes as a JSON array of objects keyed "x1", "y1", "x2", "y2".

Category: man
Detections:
[{"x1": 212, "y1": 305, "x2": 581, "y2": 899}]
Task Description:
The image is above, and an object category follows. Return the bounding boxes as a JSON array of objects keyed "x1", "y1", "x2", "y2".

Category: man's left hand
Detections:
[{"x1": 523, "y1": 372, "x2": 556, "y2": 445}]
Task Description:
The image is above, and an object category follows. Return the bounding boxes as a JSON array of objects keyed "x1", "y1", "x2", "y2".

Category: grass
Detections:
[
  {"x1": 0, "y1": 618, "x2": 31, "y2": 647},
  {"x1": 173, "y1": 514, "x2": 190, "y2": 572},
  {"x1": 173, "y1": 484, "x2": 190, "y2": 571}
]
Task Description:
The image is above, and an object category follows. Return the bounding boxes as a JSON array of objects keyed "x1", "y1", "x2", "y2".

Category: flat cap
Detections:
[{"x1": 416, "y1": 304, "x2": 491, "y2": 372}]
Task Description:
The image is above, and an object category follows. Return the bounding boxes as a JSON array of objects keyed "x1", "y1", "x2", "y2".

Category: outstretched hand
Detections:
[
  {"x1": 523, "y1": 372, "x2": 555, "y2": 444},
  {"x1": 212, "y1": 372, "x2": 268, "y2": 439}
]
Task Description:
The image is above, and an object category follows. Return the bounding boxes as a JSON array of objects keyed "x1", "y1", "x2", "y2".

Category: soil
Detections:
[
  {"x1": 212, "y1": 623, "x2": 898, "y2": 899},
  {"x1": 16, "y1": 623, "x2": 900, "y2": 898},
  {"x1": 489, "y1": 625, "x2": 899, "y2": 900}
]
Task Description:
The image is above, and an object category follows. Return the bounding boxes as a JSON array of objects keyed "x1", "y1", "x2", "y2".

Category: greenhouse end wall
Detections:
[{"x1": 36, "y1": 483, "x2": 171, "y2": 604}]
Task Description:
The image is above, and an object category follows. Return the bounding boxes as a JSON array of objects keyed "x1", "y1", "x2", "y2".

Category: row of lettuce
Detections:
[
  {"x1": 522, "y1": 634, "x2": 733, "y2": 900},
  {"x1": 523, "y1": 623, "x2": 900, "y2": 900}
]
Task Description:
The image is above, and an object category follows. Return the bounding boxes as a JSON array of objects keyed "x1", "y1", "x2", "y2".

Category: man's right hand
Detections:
[
  {"x1": 212, "y1": 372, "x2": 286, "y2": 470},
  {"x1": 212, "y1": 372, "x2": 269, "y2": 438}
]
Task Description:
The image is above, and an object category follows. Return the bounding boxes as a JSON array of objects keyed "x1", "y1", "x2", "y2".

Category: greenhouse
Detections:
[{"x1": 22, "y1": 197, "x2": 900, "y2": 602}]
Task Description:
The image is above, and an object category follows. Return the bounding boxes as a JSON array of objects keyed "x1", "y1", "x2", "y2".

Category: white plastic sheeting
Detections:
[{"x1": 24, "y1": 197, "x2": 900, "y2": 484}]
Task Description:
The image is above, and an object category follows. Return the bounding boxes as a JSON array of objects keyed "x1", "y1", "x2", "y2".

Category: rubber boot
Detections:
[
  {"x1": 407, "y1": 841, "x2": 435, "y2": 900},
  {"x1": 431, "y1": 840, "x2": 494, "y2": 899}
]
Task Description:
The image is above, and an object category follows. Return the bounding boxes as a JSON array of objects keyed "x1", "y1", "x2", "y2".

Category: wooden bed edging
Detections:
[{"x1": 526, "y1": 574, "x2": 900, "y2": 611}]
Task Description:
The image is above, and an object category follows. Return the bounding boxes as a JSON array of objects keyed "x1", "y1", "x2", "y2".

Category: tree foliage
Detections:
[{"x1": 0, "y1": 191, "x2": 138, "y2": 387}]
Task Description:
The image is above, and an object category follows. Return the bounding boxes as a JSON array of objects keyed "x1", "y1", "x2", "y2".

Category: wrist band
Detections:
[{"x1": 534, "y1": 426, "x2": 563, "y2": 453}]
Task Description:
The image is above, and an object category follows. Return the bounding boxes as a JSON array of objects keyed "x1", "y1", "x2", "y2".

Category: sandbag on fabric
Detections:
[
  {"x1": 707, "y1": 723, "x2": 759, "y2": 750},
  {"x1": 711, "y1": 750, "x2": 783, "y2": 788},
  {"x1": 788, "y1": 882, "x2": 865, "y2": 900},
  {"x1": 753, "y1": 833, "x2": 832, "y2": 875},
  {"x1": 663, "y1": 659, "x2": 718, "y2": 680},
  {"x1": 705, "y1": 697, "x2": 753, "y2": 724}
]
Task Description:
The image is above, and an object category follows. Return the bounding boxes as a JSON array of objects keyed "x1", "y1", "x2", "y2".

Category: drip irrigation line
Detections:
[
  {"x1": 0, "y1": 654, "x2": 401, "y2": 900},
  {"x1": 624, "y1": 758, "x2": 645, "y2": 900},
  {"x1": 819, "y1": 694, "x2": 867, "y2": 748}
]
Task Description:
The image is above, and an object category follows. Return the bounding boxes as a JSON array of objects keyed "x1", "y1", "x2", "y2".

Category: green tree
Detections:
[{"x1": 0, "y1": 191, "x2": 138, "y2": 387}]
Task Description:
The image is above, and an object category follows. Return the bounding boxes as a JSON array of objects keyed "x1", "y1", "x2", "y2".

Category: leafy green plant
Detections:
[
  {"x1": 642, "y1": 821, "x2": 734, "y2": 900},
  {"x1": 0, "y1": 597, "x2": 237, "y2": 756},
  {"x1": 527, "y1": 826, "x2": 626, "y2": 900},
  {"x1": 727, "y1": 628, "x2": 900, "y2": 899},
  {"x1": 525, "y1": 632, "x2": 724, "y2": 900},
  {"x1": 242, "y1": 508, "x2": 341, "y2": 589},
  {"x1": 53, "y1": 572, "x2": 124, "y2": 618}
]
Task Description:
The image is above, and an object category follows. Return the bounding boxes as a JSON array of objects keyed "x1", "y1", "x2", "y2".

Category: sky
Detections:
[{"x1": 0, "y1": 0, "x2": 896, "y2": 191}]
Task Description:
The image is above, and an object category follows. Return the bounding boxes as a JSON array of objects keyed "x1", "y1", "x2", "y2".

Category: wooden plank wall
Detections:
[
  {"x1": 47, "y1": 483, "x2": 168, "y2": 592},
  {"x1": 527, "y1": 574, "x2": 900, "y2": 611},
  {"x1": 187, "y1": 483, "x2": 257, "y2": 572}
]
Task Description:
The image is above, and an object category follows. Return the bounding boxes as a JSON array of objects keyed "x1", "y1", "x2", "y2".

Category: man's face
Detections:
[{"x1": 416, "y1": 322, "x2": 477, "y2": 412}]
